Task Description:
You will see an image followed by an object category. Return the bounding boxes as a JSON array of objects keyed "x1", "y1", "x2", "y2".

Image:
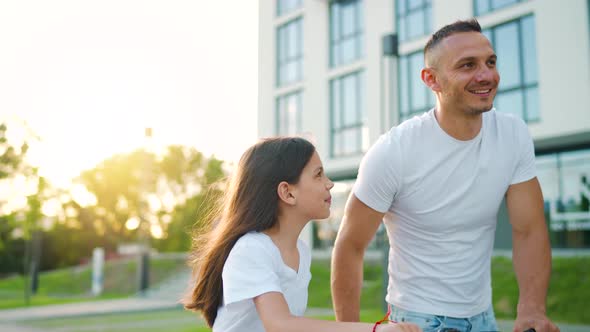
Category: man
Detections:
[{"x1": 331, "y1": 19, "x2": 559, "y2": 332}]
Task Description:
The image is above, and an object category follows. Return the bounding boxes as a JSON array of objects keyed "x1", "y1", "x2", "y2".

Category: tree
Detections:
[
  {"x1": 59, "y1": 145, "x2": 226, "y2": 259},
  {"x1": 0, "y1": 122, "x2": 38, "y2": 274}
]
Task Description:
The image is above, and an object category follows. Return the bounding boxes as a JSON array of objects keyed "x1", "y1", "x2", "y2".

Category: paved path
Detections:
[{"x1": 0, "y1": 297, "x2": 179, "y2": 322}]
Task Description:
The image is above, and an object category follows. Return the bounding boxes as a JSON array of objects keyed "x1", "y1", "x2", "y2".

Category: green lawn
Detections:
[
  {"x1": 309, "y1": 256, "x2": 590, "y2": 325},
  {"x1": 0, "y1": 256, "x2": 187, "y2": 309},
  {"x1": 2, "y1": 255, "x2": 589, "y2": 325}
]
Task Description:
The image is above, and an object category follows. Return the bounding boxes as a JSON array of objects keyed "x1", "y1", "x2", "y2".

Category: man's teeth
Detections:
[{"x1": 472, "y1": 89, "x2": 491, "y2": 93}]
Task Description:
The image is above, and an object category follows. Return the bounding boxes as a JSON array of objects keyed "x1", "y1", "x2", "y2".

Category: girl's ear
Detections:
[{"x1": 277, "y1": 181, "x2": 296, "y2": 206}]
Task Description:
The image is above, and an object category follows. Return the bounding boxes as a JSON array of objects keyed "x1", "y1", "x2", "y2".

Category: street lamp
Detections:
[{"x1": 137, "y1": 127, "x2": 153, "y2": 294}]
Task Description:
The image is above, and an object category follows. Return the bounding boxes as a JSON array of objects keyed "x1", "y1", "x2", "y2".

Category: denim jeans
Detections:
[{"x1": 389, "y1": 304, "x2": 499, "y2": 332}]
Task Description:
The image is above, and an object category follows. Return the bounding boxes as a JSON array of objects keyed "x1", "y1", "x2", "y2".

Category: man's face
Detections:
[{"x1": 429, "y1": 32, "x2": 500, "y2": 116}]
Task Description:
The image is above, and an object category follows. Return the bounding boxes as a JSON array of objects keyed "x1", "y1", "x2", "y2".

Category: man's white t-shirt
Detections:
[
  {"x1": 212, "y1": 232, "x2": 312, "y2": 332},
  {"x1": 353, "y1": 109, "x2": 536, "y2": 318}
]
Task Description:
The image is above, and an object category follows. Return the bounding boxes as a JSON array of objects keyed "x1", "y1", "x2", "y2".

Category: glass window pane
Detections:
[
  {"x1": 343, "y1": 128, "x2": 360, "y2": 155},
  {"x1": 398, "y1": 16, "x2": 407, "y2": 42},
  {"x1": 425, "y1": 5, "x2": 432, "y2": 33},
  {"x1": 407, "y1": 10, "x2": 425, "y2": 40},
  {"x1": 333, "y1": 132, "x2": 343, "y2": 156},
  {"x1": 525, "y1": 86, "x2": 539, "y2": 121},
  {"x1": 522, "y1": 16, "x2": 538, "y2": 85},
  {"x1": 330, "y1": 0, "x2": 363, "y2": 67},
  {"x1": 495, "y1": 22, "x2": 521, "y2": 89},
  {"x1": 410, "y1": 53, "x2": 426, "y2": 110},
  {"x1": 491, "y1": 0, "x2": 519, "y2": 11},
  {"x1": 331, "y1": 71, "x2": 364, "y2": 156},
  {"x1": 408, "y1": 0, "x2": 424, "y2": 10},
  {"x1": 397, "y1": 0, "x2": 407, "y2": 15},
  {"x1": 277, "y1": 0, "x2": 302, "y2": 16},
  {"x1": 475, "y1": 0, "x2": 490, "y2": 15},
  {"x1": 342, "y1": 3, "x2": 356, "y2": 36},
  {"x1": 343, "y1": 75, "x2": 358, "y2": 125},
  {"x1": 536, "y1": 154, "x2": 560, "y2": 213},
  {"x1": 482, "y1": 29, "x2": 492, "y2": 45},
  {"x1": 359, "y1": 71, "x2": 366, "y2": 124},
  {"x1": 276, "y1": 92, "x2": 302, "y2": 135},
  {"x1": 362, "y1": 125, "x2": 370, "y2": 151},
  {"x1": 340, "y1": 38, "x2": 356, "y2": 65},
  {"x1": 495, "y1": 90, "x2": 524, "y2": 118},
  {"x1": 330, "y1": 5, "x2": 339, "y2": 42},
  {"x1": 288, "y1": 23, "x2": 298, "y2": 58},
  {"x1": 399, "y1": 56, "x2": 409, "y2": 115},
  {"x1": 357, "y1": 1, "x2": 364, "y2": 34},
  {"x1": 286, "y1": 94, "x2": 298, "y2": 134},
  {"x1": 331, "y1": 80, "x2": 341, "y2": 128}
]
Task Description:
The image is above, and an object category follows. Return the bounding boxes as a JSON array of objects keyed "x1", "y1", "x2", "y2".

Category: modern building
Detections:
[{"x1": 258, "y1": 0, "x2": 590, "y2": 250}]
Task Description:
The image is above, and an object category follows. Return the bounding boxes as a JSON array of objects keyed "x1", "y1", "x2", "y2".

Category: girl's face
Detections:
[{"x1": 292, "y1": 151, "x2": 334, "y2": 220}]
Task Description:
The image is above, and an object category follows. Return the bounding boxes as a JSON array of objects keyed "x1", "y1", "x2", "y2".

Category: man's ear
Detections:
[
  {"x1": 421, "y1": 67, "x2": 441, "y2": 92},
  {"x1": 277, "y1": 181, "x2": 296, "y2": 206}
]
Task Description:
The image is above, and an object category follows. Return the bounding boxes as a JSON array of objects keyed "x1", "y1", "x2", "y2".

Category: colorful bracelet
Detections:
[{"x1": 372, "y1": 305, "x2": 396, "y2": 332}]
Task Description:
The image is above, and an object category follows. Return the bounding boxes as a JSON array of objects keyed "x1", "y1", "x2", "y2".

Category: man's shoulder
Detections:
[
  {"x1": 386, "y1": 111, "x2": 434, "y2": 139},
  {"x1": 485, "y1": 109, "x2": 529, "y2": 134}
]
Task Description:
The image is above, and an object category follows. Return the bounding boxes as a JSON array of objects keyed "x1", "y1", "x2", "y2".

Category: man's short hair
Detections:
[{"x1": 424, "y1": 19, "x2": 482, "y2": 61}]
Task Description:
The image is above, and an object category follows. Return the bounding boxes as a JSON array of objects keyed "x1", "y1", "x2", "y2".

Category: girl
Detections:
[{"x1": 184, "y1": 137, "x2": 420, "y2": 332}]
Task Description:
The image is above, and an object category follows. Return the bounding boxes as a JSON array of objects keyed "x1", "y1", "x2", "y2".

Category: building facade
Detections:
[{"x1": 258, "y1": 0, "x2": 590, "y2": 250}]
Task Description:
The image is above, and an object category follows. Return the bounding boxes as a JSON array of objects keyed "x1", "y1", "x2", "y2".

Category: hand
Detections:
[
  {"x1": 378, "y1": 322, "x2": 422, "y2": 332},
  {"x1": 513, "y1": 311, "x2": 559, "y2": 332}
]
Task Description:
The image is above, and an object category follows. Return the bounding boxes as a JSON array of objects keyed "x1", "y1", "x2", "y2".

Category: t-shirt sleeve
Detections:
[
  {"x1": 352, "y1": 133, "x2": 402, "y2": 213},
  {"x1": 510, "y1": 118, "x2": 537, "y2": 185},
  {"x1": 222, "y1": 238, "x2": 282, "y2": 305}
]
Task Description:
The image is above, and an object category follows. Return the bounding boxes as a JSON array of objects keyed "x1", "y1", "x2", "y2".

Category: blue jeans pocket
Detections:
[{"x1": 390, "y1": 307, "x2": 442, "y2": 331}]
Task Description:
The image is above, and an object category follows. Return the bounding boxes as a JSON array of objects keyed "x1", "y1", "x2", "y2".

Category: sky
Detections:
[{"x1": 0, "y1": 0, "x2": 259, "y2": 189}]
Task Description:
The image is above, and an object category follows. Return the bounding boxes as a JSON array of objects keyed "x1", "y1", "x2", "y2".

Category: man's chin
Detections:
[{"x1": 468, "y1": 104, "x2": 494, "y2": 115}]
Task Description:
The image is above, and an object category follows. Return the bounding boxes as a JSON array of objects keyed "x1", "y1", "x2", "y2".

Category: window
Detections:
[
  {"x1": 484, "y1": 15, "x2": 539, "y2": 122},
  {"x1": 396, "y1": 0, "x2": 432, "y2": 42},
  {"x1": 277, "y1": 0, "x2": 303, "y2": 16},
  {"x1": 330, "y1": 71, "x2": 367, "y2": 157},
  {"x1": 398, "y1": 51, "x2": 434, "y2": 121},
  {"x1": 330, "y1": 0, "x2": 364, "y2": 67},
  {"x1": 537, "y1": 148, "x2": 590, "y2": 248},
  {"x1": 475, "y1": 0, "x2": 527, "y2": 16},
  {"x1": 277, "y1": 18, "x2": 303, "y2": 86},
  {"x1": 276, "y1": 91, "x2": 302, "y2": 135}
]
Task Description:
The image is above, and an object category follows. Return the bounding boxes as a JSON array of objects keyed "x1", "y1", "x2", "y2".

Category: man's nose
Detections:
[{"x1": 475, "y1": 65, "x2": 496, "y2": 83}]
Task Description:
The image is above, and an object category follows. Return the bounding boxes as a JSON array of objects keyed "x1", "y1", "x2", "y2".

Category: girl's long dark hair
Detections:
[{"x1": 183, "y1": 137, "x2": 315, "y2": 327}]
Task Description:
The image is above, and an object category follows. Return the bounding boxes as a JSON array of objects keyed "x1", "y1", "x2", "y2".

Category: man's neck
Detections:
[{"x1": 434, "y1": 106, "x2": 483, "y2": 141}]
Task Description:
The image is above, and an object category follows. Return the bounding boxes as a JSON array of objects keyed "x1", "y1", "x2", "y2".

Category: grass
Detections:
[
  {"x1": 491, "y1": 256, "x2": 590, "y2": 324},
  {"x1": 0, "y1": 255, "x2": 187, "y2": 309},
  {"x1": 308, "y1": 257, "x2": 590, "y2": 325},
  {"x1": 1, "y1": 255, "x2": 589, "y2": 325}
]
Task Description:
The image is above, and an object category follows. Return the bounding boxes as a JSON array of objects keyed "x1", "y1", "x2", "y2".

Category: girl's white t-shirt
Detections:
[{"x1": 212, "y1": 232, "x2": 312, "y2": 332}]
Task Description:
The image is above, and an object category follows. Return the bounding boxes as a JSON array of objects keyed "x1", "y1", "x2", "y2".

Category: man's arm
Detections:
[
  {"x1": 331, "y1": 194, "x2": 385, "y2": 322},
  {"x1": 506, "y1": 177, "x2": 559, "y2": 332}
]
